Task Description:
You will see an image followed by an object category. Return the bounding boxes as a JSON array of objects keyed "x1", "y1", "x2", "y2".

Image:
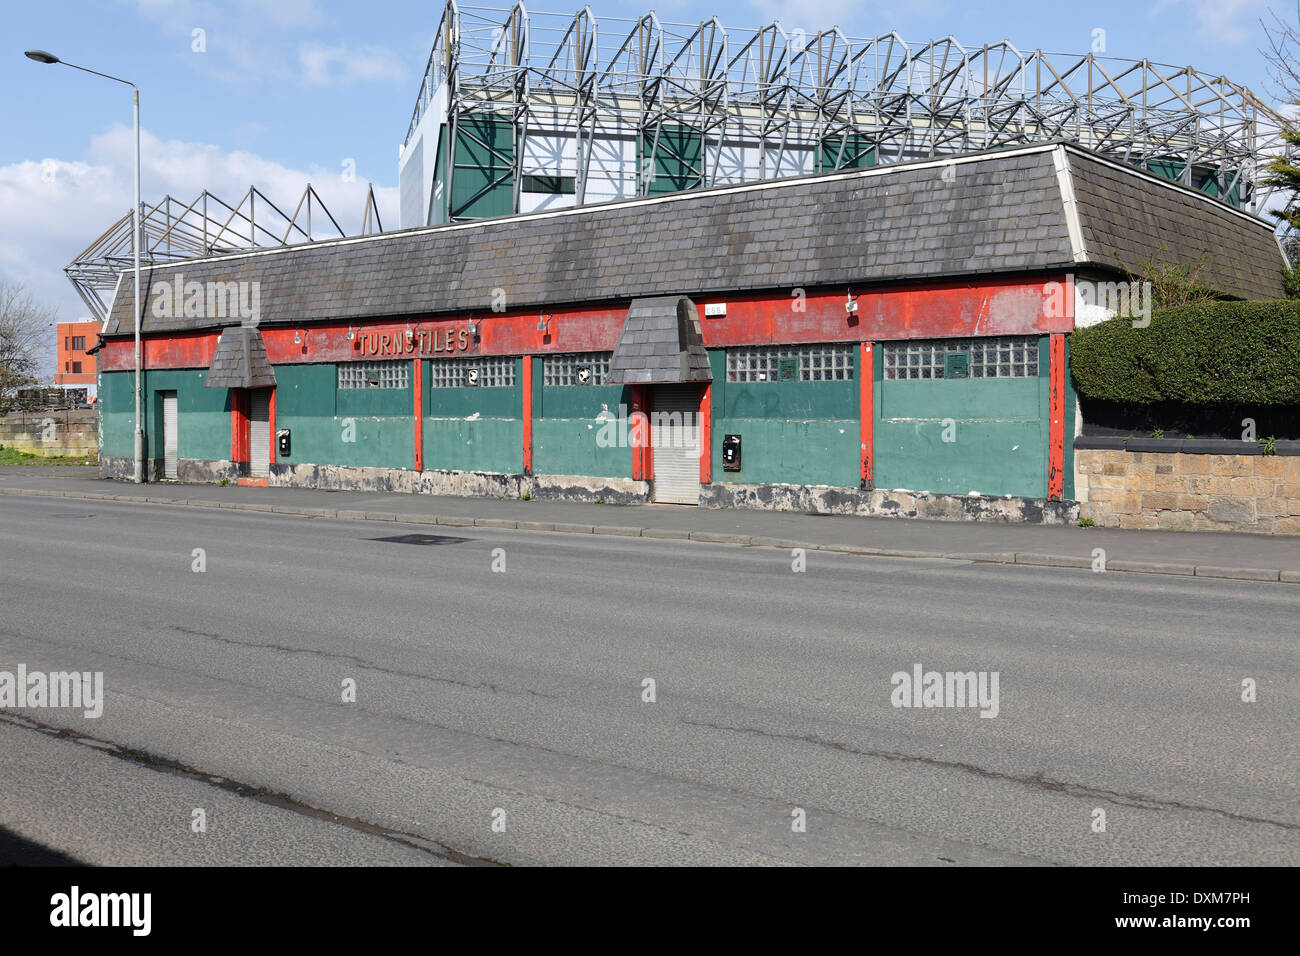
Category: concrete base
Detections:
[
  {"x1": 99, "y1": 459, "x2": 1078, "y2": 524},
  {"x1": 265, "y1": 462, "x2": 650, "y2": 504},
  {"x1": 702, "y1": 482, "x2": 1080, "y2": 525}
]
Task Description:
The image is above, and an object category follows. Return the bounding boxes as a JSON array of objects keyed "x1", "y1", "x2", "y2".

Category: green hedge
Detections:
[{"x1": 1070, "y1": 300, "x2": 1300, "y2": 406}]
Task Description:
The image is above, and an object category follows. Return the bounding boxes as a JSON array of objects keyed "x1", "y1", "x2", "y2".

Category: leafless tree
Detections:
[
  {"x1": 1261, "y1": 4, "x2": 1300, "y2": 102},
  {"x1": 0, "y1": 278, "x2": 57, "y2": 403}
]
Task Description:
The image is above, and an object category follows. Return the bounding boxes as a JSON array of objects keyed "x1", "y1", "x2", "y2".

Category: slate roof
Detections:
[
  {"x1": 104, "y1": 142, "x2": 1286, "y2": 338},
  {"x1": 1067, "y1": 151, "x2": 1284, "y2": 301},
  {"x1": 608, "y1": 296, "x2": 713, "y2": 385},
  {"x1": 203, "y1": 326, "x2": 276, "y2": 389}
]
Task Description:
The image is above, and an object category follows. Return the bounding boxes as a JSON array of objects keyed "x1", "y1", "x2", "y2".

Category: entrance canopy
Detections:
[
  {"x1": 203, "y1": 325, "x2": 276, "y2": 389},
  {"x1": 607, "y1": 296, "x2": 713, "y2": 385}
]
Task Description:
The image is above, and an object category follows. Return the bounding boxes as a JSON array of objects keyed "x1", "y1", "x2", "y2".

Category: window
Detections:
[
  {"x1": 545, "y1": 352, "x2": 613, "y2": 386},
  {"x1": 522, "y1": 174, "x2": 576, "y2": 195},
  {"x1": 429, "y1": 356, "x2": 515, "y2": 388},
  {"x1": 883, "y1": 336, "x2": 1039, "y2": 380},
  {"x1": 72, "y1": 336, "x2": 86, "y2": 350},
  {"x1": 338, "y1": 360, "x2": 409, "y2": 389},
  {"x1": 726, "y1": 344, "x2": 854, "y2": 383},
  {"x1": 71, "y1": 361, "x2": 82, "y2": 374}
]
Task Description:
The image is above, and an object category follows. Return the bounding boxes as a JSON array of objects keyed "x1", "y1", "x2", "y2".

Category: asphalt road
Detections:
[{"x1": 0, "y1": 493, "x2": 1295, "y2": 866}]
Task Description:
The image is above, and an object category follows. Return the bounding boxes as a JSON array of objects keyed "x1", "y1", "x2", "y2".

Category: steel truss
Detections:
[
  {"x1": 406, "y1": 2, "x2": 1293, "y2": 218},
  {"x1": 67, "y1": 184, "x2": 385, "y2": 324}
]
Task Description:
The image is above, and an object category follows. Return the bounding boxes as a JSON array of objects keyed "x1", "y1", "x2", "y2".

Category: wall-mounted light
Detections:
[
  {"x1": 536, "y1": 313, "x2": 553, "y2": 334},
  {"x1": 293, "y1": 329, "x2": 303, "y2": 345},
  {"x1": 346, "y1": 326, "x2": 355, "y2": 341},
  {"x1": 845, "y1": 289, "x2": 859, "y2": 315},
  {"x1": 467, "y1": 319, "x2": 479, "y2": 340}
]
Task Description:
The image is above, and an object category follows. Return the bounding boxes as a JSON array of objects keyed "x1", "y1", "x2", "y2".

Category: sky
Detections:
[{"x1": 0, "y1": 0, "x2": 1291, "y2": 376}]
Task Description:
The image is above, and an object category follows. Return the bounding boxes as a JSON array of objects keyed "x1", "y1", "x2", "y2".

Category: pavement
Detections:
[
  {"x1": 1, "y1": 494, "x2": 1295, "y2": 866},
  {"x1": 1, "y1": 465, "x2": 1297, "y2": 582}
]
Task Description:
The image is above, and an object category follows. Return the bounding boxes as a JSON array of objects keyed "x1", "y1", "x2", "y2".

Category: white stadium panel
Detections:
[
  {"x1": 582, "y1": 136, "x2": 637, "y2": 204},
  {"x1": 521, "y1": 131, "x2": 578, "y2": 174}
]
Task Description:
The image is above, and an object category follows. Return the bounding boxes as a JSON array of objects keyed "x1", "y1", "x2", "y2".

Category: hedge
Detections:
[{"x1": 1069, "y1": 300, "x2": 1300, "y2": 406}]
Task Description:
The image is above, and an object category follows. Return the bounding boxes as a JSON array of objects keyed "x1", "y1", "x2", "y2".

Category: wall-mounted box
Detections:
[{"x1": 722, "y1": 434, "x2": 742, "y2": 471}]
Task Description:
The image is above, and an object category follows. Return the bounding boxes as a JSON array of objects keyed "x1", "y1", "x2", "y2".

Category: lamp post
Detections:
[{"x1": 26, "y1": 50, "x2": 144, "y2": 483}]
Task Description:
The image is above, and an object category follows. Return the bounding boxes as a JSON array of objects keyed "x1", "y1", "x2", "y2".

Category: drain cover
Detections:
[
  {"x1": 370, "y1": 533, "x2": 470, "y2": 546},
  {"x1": 48, "y1": 513, "x2": 95, "y2": 519}
]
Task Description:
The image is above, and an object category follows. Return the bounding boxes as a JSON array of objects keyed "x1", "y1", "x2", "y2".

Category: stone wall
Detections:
[
  {"x1": 1076, "y1": 449, "x2": 1300, "y2": 533},
  {"x1": 0, "y1": 412, "x2": 97, "y2": 458}
]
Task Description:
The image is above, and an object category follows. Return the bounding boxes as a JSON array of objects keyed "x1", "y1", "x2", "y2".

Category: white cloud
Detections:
[
  {"x1": 299, "y1": 43, "x2": 405, "y2": 87},
  {"x1": 1148, "y1": 0, "x2": 1265, "y2": 46},
  {"x1": 0, "y1": 126, "x2": 397, "y2": 374}
]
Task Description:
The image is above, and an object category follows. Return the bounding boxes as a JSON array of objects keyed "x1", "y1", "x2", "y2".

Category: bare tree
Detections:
[
  {"x1": 0, "y1": 279, "x2": 57, "y2": 403},
  {"x1": 1261, "y1": 4, "x2": 1300, "y2": 102}
]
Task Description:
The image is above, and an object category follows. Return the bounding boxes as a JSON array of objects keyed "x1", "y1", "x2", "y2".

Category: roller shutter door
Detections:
[
  {"x1": 162, "y1": 391, "x2": 178, "y2": 479},
  {"x1": 250, "y1": 388, "x2": 271, "y2": 478},
  {"x1": 652, "y1": 385, "x2": 700, "y2": 505}
]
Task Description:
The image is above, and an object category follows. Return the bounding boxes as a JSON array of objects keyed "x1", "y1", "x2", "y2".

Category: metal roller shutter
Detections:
[
  {"x1": 651, "y1": 385, "x2": 700, "y2": 505},
  {"x1": 162, "y1": 391, "x2": 178, "y2": 480},
  {"x1": 250, "y1": 388, "x2": 271, "y2": 477}
]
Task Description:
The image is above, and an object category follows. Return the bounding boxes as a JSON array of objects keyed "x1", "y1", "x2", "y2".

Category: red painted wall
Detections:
[{"x1": 99, "y1": 275, "x2": 1071, "y2": 372}]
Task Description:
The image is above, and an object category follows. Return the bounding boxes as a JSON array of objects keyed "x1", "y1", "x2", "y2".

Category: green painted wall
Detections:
[
  {"x1": 104, "y1": 370, "x2": 230, "y2": 461},
  {"x1": 99, "y1": 371, "x2": 135, "y2": 458},
  {"x1": 276, "y1": 363, "x2": 413, "y2": 470},
  {"x1": 642, "y1": 124, "x2": 703, "y2": 194},
  {"x1": 709, "y1": 349, "x2": 860, "y2": 487},
  {"x1": 423, "y1": 419, "x2": 521, "y2": 473},
  {"x1": 534, "y1": 376, "x2": 633, "y2": 478},
  {"x1": 451, "y1": 115, "x2": 514, "y2": 219},
  {"x1": 422, "y1": 357, "x2": 522, "y2": 473},
  {"x1": 873, "y1": 338, "x2": 1049, "y2": 498}
]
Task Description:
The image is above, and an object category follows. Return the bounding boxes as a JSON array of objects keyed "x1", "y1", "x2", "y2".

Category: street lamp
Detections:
[{"x1": 26, "y1": 50, "x2": 144, "y2": 483}]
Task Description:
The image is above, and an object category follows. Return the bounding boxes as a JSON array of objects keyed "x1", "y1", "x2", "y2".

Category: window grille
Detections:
[
  {"x1": 545, "y1": 352, "x2": 613, "y2": 386},
  {"x1": 882, "y1": 336, "x2": 1039, "y2": 380},
  {"x1": 726, "y1": 344, "x2": 854, "y2": 382},
  {"x1": 338, "y1": 361, "x2": 410, "y2": 389},
  {"x1": 428, "y1": 355, "x2": 516, "y2": 388}
]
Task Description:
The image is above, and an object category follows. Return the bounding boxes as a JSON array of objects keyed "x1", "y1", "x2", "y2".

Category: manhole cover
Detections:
[{"x1": 370, "y1": 533, "x2": 470, "y2": 546}]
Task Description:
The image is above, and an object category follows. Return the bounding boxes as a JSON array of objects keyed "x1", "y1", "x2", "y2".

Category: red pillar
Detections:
[
  {"x1": 630, "y1": 385, "x2": 645, "y2": 481},
  {"x1": 522, "y1": 355, "x2": 533, "y2": 475},
  {"x1": 413, "y1": 358, "x2": 424, "y2": 472},
  {"x1": 268, "y1": 387, "x2": 277, "y2": 466},
  {"x1": 860, "y1": 342, "x2": 874, "y2": 487},
  {"x1": 699, "y1": 383, "x2": 712, "y2": 484},
  {"x1": 230, "y1": 389, "x2": 249, "y2": 465},
  {"x1": 1048, "y1": 333, "x2": 1066, "y2": 501}
]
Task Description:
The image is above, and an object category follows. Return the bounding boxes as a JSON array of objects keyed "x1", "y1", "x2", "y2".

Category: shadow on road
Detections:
[{"x1": 0, "y1": 826, "x2": 87, "y2": 867}]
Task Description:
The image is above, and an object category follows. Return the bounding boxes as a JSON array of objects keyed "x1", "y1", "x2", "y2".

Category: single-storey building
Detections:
[{"x1": 95, "y1": 141, "x2": 1286, "y2": 522}]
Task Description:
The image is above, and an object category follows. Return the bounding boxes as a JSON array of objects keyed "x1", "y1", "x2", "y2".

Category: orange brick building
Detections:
[{"x1": 54, "y1": 320, "x2": 99, "y2": 399}]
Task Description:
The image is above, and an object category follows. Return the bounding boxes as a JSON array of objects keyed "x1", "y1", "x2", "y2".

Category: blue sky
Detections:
[{"x1": 0, "y1": 0, "x2": 1287, "y2": 371}]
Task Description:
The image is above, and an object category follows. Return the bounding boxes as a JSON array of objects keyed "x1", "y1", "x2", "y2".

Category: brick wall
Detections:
[{"x1": 1076, "y1": 449, "x2": 1300, "y2": 533}]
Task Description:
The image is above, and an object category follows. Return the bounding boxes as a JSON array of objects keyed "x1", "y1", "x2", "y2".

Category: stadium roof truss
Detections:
[
  {"x1": 67, "y1": 184, "x2": 385, "y2": 324},
  {"x1": 405, "y1": 2, "x2": 1292, "y2": 216}
]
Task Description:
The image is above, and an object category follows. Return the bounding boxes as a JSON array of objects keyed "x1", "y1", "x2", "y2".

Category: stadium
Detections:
[{"x1": 84, "y1": 4, "x2": 1291, "y2": 523}]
